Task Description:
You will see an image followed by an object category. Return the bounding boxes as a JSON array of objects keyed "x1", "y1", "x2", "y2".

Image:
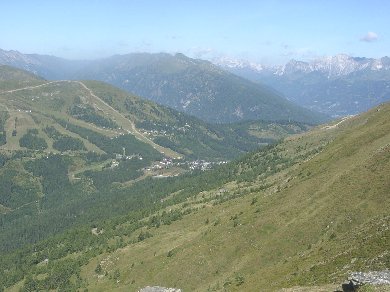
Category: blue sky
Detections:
[{"x1": 1, "y1": 0, "x2": 388, "y2": 64}]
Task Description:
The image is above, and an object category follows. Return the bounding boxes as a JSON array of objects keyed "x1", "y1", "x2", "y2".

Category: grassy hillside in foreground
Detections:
[
  {"x1": 2, "y1": 102, "x2": 388, "y2": 291},
  {"x1": 76, "y1": 102, "x2": 389, "y2": 291}
]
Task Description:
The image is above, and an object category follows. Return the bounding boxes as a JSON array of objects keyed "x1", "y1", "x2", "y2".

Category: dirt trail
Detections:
[
  {"x1": 321, "y1": 115, "x2": 355, "y2": 130},
  {"x1": 0, "y1": 81, "x2": 63, "y2": 94}
]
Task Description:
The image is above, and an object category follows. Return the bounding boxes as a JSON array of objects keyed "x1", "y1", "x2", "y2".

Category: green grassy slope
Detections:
[{"x1": 76, "y1": 103, "x2": 389, "y2": 291}]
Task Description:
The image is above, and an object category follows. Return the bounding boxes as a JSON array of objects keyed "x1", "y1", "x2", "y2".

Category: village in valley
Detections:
[
  {"x1": 111, "y1": 147, "x2": 228, "y2": 178},
  {"x1": 146, "y1": 157, "x2": 228, "y2": 175}
]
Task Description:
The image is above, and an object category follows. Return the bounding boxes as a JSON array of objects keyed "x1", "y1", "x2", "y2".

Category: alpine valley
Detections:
[{"x1": 0, "y1": 51, "x2": 389, "y2": 292}]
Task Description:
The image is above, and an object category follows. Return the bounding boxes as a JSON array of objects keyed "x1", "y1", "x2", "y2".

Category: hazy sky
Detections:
[{"x1": 1, "y1": 0, "x2": 388, "y2": 64}]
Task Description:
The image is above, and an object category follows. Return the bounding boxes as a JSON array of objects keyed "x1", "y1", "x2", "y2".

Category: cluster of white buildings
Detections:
[
  {"x1": 144, "y1": 157, "x2": 174, "y2": 171},
  {"x1": 141, "y1": 129, "x2": 168, "y2": 136},
  {"x1": 145, "y1": 158, "x2": 228, "y2": 172},
  {"x1": 183, "y1": 160, "x2": 228, "y2": 171}
]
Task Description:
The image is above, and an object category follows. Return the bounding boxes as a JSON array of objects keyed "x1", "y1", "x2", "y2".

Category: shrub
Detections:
[{"x1": 167, "y1": 249, "x2": 174, "y2": 257}]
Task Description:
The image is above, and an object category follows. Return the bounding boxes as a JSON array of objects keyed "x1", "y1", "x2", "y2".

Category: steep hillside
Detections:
[
  {"x1": 79, "y1": 102, "x2": 389, "y2": 291},
  {"x1": 1, "y1": 101, "x2": 388, "y2": 291},
  {"x1": 78, "y1": 102, "x2": 390, "y2": 291},
  {"x1": 0, "y1": 49, "x2": 326, "y2": 124}
]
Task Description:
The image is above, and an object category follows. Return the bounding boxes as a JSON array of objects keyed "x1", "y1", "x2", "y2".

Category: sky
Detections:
[{"x1": 0, "y1": 0, "x2": 389, "y2": 64}]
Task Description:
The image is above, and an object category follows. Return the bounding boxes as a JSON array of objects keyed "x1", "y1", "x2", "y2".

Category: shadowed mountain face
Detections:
[{"x1": 0, "y1": 49, "x2": 326, "y2": 124}]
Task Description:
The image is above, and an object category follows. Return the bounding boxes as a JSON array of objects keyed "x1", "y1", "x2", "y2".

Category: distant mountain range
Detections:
[
  {"x1": 3, "y1": 48, "x2": 388, "y2": 120},
  {"x1": 0, "y1": 49, "x2": 325, "y2": 124},
  {"x1": 215, "y1": 54, "x2": 390, "y2": 117},
  {"x1": 216, "y1": 54, "x2": 390, "y2": 77}
]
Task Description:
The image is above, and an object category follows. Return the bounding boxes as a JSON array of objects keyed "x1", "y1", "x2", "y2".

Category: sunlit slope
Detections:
[{"x1": 80, "y1": 103, "x2": 389, "y2": 291}]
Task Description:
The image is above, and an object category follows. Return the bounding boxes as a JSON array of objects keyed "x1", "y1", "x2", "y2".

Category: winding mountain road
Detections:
[
  {"x1": 0, "y1": 80, "x2": 63, "y2": 94},
  {"x1": 321, "y1": 115, "x2": 355, "y2": 130}
]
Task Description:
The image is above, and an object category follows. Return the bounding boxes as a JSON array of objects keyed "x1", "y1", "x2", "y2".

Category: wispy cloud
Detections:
[{"x1": 360, "y1": 31, "x2": 379, "y2": 42}]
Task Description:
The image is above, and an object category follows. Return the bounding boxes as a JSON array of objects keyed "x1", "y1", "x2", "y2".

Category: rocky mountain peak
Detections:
[
  {"x1": 215, "y1": 53, "x2": 390, "y2": 78},
  {"x1": 212, "y1": 56, "x2": 265, "y2": 72}
]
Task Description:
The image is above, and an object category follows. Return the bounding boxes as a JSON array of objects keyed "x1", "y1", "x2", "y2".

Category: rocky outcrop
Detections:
[
  {"x1": 340, "y1": 271, "x2": 390, "y2": 291},
  {"x1": 350, "y1": 270, "x2": 390, "y2": 285}
]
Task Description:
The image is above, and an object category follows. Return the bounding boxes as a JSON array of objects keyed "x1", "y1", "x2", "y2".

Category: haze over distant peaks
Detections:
[
  {"x1": 216, "y1": 54, "x2": 390, "y2": 117},
  {"x1": 215, "y1": 54, "x2": 390, "y2": 76},
  {"x1": 277, "y1": 54, "x2": 390, "y2": 77}
]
